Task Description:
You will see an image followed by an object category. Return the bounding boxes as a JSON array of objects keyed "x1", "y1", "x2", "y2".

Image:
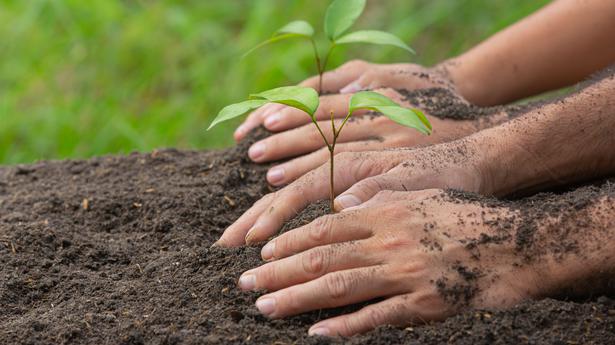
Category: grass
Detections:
[{"x1": 0, "y1": 0, "x2": 549, "y2": 165}]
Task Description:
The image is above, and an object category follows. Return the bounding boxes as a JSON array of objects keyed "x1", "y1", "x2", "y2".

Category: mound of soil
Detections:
[{"x1": 2, "y1": 90, "x2": 615, "y2": 344}]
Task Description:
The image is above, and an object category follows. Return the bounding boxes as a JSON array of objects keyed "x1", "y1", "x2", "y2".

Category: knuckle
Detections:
[
  {"x1": 302, "y1": 247, "x2": 329, "y2": 275},
  {"x1": 257, "y1": 265, "x2": 277, "y2": 287},
  {"x1": 324, "y1": 272, "x2": 355, "y2": 299},
  {"x1": 373, "y1": 189, "x2": 395, "y2": 200},
  {"x1": 362, "y1": 176, "x2": 389, "y2": 194},
  {"x1": 396, "y1": 259, "x2": 427, "y2": 278},
  {"x1": 310, "y1": 215, "x2": 333, "y2": 242},
  {"x1": 377, "y1": 231, "x2": 411, "y2": 251},
  {"x1": 365, "y1": 305, "x2": 390, "y2": 328}
]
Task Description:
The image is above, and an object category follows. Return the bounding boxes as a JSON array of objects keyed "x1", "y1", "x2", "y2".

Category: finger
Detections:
[
  {"x1": 241, "y1": 240, "x2": 376, "y2": 291},
  {"x1": 266, "y1": 139, "x2": 388, "y2": 186},
  {"x1": 333, "y1": 173, "x2": 409, "y2": 211},
  {"x1": 300, "y1": 59, "x2": 371, "y2": 93},
  {"x1": 254, "y1": 265, "x2": 399, "y2": 319},
  {"x1": 340, "y1": 70, "x2": 381, "y2": 94},
  {"x1": 341, "y1": 189, "x2": 444, "y2": 213},
  {"x1": 244, "y1": 151, "x2": 403, "y2": 244},
  {"x1": 261, "y1": 210, "x2": 373, "y2": 260},
  {"x1": 214, "y1": 193, "x2": 275, "y2": 247},
  {"x1": 263, "y1": 93, "x2": 355, "y2": 132},
  {"x1": 308, "y1": 293, "x2": 445, "y2": 337},
  {"x1": 235, "y1": 104, "x2": 288, "y2": 141},
  {"x1": 248, "y1": 117, "x2": 373, "y2": 163}
]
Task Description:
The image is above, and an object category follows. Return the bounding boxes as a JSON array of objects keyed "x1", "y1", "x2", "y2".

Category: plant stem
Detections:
[
  {"x1": 317, "y1": 43, "x2": 335, "y2": 96},
  {"x1": 329, "y1": 110, "x2": 337, "y2": 213},
  {"x1": 310, "y1": 39, "x2": 323, "y2": 95}
]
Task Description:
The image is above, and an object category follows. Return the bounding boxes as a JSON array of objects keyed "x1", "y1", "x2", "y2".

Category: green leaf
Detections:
[
  {"x1": 250, "y1": 86, "x2": 319, "y2": 116},
  {"x1": 277, "y1": 20, "x2": 314, "y2": 37},
  {"x1": 243, "y1": 20, "x2": 314, "y2": 58},
  {"x1": 207, "y1": 99, "x2": 268, "y2": 130},
  {"x1": 348, "y1": 91, "x2": 399, "y2": 111},
  {"x1": 336, "y1": 30, "x2": 415, "y2": 53},
  {"x1": 324, "y1": 0, "x2": 366, "y2": 41},
  {"x1": 349, "y1": 91, "x2": 431, "y2": 134},
  {"x1": 410, "y1": 108, "x2": 432, "y2": 131}
]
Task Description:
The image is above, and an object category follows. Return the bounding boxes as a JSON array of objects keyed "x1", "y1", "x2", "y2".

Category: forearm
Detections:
[
  {"x1": 443, "y1": 0, "x2": 615, "y2": 106},
  {"x1": 476, "y1": 72, "x2": 615, "y2": 196}
]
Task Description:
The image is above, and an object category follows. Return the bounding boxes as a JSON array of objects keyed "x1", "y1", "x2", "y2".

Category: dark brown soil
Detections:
[{"x1": 2, "y1": 110, "x2": 615, "y2": 343}]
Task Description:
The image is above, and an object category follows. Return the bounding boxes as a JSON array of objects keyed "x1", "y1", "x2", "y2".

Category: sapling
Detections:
[
  {"x1": 208, "y1": 87, "x2": 431, "y2": 212},
  {"x1": 208, "y1": 0, "x2": 432, "y2": 212},
  {"x1": 243, "y1": 0, "x2": 415, "y2": 94}
]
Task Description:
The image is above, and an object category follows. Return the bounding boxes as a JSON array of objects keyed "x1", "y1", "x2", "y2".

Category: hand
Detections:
[
  {"x1": 234, "y1": 60, "x2": 460, "y2": 141},
  {"x1": 237, "y1": 190, "x2": 545, "y2": 336},
  {"x1": 245, "y1": 88, "x2": 478, "y2": 186},
  {"x1": 215, "y1": 139, "x2": 489, "y2": 247}
]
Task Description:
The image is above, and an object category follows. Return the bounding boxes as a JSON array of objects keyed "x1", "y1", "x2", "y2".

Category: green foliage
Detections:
[
  {"x1": 208, "y1": 86, "x2": 319, "y2": 129},
  {"x1": 349, "y1": 91, "x2": 430, "y2": 132},
  {"x1": 243, "y1": 20, "x2": 314, "y2": 57},
  {"x1": 250, "y1": 86, "x2": 320, "y2": 116},
  {"x1": 336, "y1": 30, "x2": 415, "y2": 53},
  {"x1": 207, "y1": 100, "x2": 268, "y2": 130},
  {"x1": 0, "y1": 0, "x2": 551, "y2": 164},
  {"x1": 324, "y1": 0, "x2": 366, "y2": 40}
]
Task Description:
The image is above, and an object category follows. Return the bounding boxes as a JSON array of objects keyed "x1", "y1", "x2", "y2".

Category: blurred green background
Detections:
[{"x1": 0, "y1": 0, "x2": 549, "y2": 165}]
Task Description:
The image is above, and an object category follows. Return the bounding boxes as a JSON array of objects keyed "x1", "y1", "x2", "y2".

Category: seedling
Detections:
[
  {"x1": 209, "y1": 88, "x2": 431, "y2": 212},
  {"x1": 208, "y1": 0, "x2": 432, "y2": 213},
  {"x1": 243, "y1": 0, "x2": 415, "y2": 94}
]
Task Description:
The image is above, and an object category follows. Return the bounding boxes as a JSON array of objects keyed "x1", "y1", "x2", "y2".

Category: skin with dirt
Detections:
[{"x1": 1, "y1": 90, "x2": 615, "y2": 344}]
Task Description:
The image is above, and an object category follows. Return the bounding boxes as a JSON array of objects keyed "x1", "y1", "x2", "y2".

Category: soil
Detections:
[{"x1": 2, "y1": 94, "x2": 615, "y2": 344}]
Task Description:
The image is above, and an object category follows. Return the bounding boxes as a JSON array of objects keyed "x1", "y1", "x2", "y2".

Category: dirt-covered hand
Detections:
[
  {"x1": 215, "y1": 139, "x2": 487, "y2": 247},
  {"x1": 236, "y1": 190, "x2": 544, "y2": 336},
  {"x1": 246, "y1": 88, "x2": 478, "y2": 186},
  {"x1": 234, "y1": 60, "x2": 458, "y2": 141}
]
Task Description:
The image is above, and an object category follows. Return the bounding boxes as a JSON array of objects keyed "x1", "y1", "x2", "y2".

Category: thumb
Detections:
[{"x1": 334, "y1": 174, "x2": 407, "y2": 211}]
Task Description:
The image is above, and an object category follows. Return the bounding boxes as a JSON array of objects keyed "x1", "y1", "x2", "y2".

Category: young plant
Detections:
[
  {"x1": 243, "y1": 0, "x2": 415, "y2": 94},
  {"x1": 208, "y1": 1, "x2": 431, "y2": 213},
  {"x1": 208, "y1": 86, "x2": 432, "y2": 212}
]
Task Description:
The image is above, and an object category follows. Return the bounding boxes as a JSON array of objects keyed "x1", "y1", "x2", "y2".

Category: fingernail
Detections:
[
  {"x1": 264, "y1": 114, "x2": 281, "y2": 129},
  {"x1": 308, "y1": 327, "x2": 331, "y2": 336},
  {"x1": 245, "y1": 223, "x2": 259, "y2": 244},
  {"x1": 248, "y1": 142, "x2": 265, "y2": 160},
  {"x1": 238, "y1": 273, "x2": 256, "y2": 290},
  {"x1": 256, "y1": 297, "x2": 276, "y2": 316},
  {"x1": 334, "y1": 194, "x2": 362, "y2": 209},
  {"x1": 234, "y1": 124, "x2": 246, "y2": 138},
  {"x1": 261, "y1": 241, "x2": 275, "y2": 260},
  {"x1": 267, "y1": 167, "x2": 285, "y2": 184},
  {"x1": 340, "y1": 82, "x2": 361, "y2": 94}
]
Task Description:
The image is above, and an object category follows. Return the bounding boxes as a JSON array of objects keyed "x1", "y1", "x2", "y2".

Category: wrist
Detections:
[{"x1": 436, "y1": 57, "x2": 488, "y2": 106}]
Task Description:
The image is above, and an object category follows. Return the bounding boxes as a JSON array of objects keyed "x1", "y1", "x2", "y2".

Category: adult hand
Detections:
[
  {"x1": 236, "y1": 190, "x2": 545, "y2": 336},
  {"x1": 233, "y1": 60, "x2": 460, "y2": 141},
  {"x1": 215, "y1": 139, "x2": 489, "y2": 247},
  {"x1": 245, "y1": 88, "x2": 478, "y2": 186}
]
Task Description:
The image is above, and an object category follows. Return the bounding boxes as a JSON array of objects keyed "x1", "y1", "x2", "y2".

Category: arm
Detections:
[
  {"x1": 217, "y1": 70, "x2": 615, "y2": 247},
  {"x1": 477, "y1": 72, "x2": 615, "y2": 196},
  {"x1": 447, "y1": 0, "x2": 615, "y2": 106}
]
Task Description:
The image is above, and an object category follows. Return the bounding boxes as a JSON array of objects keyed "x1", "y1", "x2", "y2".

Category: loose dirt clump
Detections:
[{"x1": 2, "y1": 91, "x2": 615, "y2": 343}]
